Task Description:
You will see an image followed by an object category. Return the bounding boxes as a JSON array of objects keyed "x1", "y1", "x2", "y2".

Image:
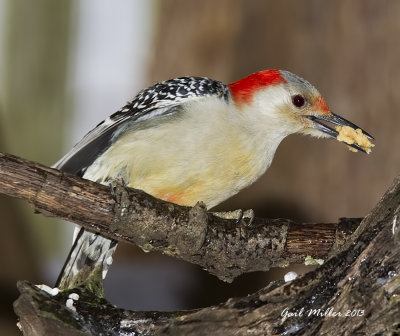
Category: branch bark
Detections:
[
  {"x1": 0, "y1": 152, "x2": 358, "y2": 281},
  {"x1": 11, "y1": 170, "x2": 400, "y2": 335}
]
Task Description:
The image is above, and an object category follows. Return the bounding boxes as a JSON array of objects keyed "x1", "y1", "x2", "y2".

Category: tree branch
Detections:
[
  {"x1": 12, "y1": 172, "x2": 400, "y2": 335},
  {"x1": 0, "y1": 152, "x2": 358, "y2": 282}
]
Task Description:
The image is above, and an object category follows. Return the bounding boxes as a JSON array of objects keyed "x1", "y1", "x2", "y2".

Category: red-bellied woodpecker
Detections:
[{"x1": 55, "y1": 69, "x2": 373, "y2": 290}]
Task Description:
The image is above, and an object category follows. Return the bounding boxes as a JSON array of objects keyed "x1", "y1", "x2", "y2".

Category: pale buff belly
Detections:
[{"x1": 84, "y1": 117, "x2": 268, "y2": 209}]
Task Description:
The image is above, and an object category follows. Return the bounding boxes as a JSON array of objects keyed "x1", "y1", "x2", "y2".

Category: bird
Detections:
[{"x1": 55, "y1": 69, "x2": 373, "y2": 292}]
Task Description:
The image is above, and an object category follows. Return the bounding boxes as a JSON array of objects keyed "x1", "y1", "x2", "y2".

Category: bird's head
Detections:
[{"x1": 228, "y1": 69, "x2": 373, "y2": 152}]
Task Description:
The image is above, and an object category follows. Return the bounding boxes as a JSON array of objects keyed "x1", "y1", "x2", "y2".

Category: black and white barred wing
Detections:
[
  {"x1": 55, "y1": 76, "x2": 229, "y2": 290},
  {"x1": 53, "y1": 76, "x2": 229, "y2": 176}
]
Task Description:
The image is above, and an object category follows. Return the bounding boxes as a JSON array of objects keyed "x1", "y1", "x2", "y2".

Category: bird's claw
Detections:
[
  {"x1": 212, "y1": 209, "x2": 255, "y2": 226},
  {"x1": 109, "y1": 178, "x2": 128, "y2": 199},
  {"x1": 242, "y1": 209, "x2": 255, "y2": 225}
]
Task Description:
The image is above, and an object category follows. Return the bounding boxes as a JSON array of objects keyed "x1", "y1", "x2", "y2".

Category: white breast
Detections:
[{"x1": 84, "y1": 96, "x2": 285, "y2": 208}]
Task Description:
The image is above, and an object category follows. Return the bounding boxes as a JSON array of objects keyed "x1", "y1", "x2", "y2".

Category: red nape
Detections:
[{"x1": 228, "y1": 69, "x2": 286, "y2": 105}]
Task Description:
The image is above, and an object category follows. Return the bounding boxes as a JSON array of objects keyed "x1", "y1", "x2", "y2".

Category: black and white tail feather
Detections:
[{"x1": 55, "y1": 77, "x2": 230, "y2": 290}]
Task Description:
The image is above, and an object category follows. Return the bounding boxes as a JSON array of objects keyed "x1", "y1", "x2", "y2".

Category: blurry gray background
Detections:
[{"x1": 1, "y1": 1, "x2": 399, "y2": 334}]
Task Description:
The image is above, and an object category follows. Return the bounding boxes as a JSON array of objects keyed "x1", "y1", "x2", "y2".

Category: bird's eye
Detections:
[{"x1": 292, "y1": 95, "x2": 306, "y2": 108}]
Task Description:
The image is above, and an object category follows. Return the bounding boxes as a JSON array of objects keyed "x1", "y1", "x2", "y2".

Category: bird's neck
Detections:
[{"x1": 234, "y1": 112, "x2": 293, "y2": 174}]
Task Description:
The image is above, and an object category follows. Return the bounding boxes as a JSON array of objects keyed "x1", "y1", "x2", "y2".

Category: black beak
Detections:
[{"x1": 305, "y1": 112, "x2": 374, "y2": 153}]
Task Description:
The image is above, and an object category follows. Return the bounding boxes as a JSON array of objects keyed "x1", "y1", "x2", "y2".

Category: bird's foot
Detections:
[
  {"x1": 212, "y1": 209, "x2": 255, "y2": 225},
  {"x1": 109, "y1": 178, "x2": 128, "y2": 195}
]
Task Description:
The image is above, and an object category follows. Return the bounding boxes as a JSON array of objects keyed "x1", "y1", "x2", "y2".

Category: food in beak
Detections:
[
  {"x1": 305, "y1": 112, "x2": 374, "y2": 154},
  {"x1": 335, "y1": 126, "x2": 374, "y2": 154}
]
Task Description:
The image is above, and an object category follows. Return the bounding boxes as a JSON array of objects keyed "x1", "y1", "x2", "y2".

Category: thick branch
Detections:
[
  {"x1": 0, "y1": 152, "x2": 358, "y2": 281},
  {"x1": 13, "y1": 174, "x2": 400, "y2": 335}
]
